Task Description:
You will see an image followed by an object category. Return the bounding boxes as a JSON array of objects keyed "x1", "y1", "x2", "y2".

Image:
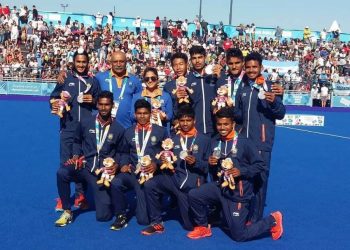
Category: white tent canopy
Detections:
[{"x1": 329, "y1": 20, "x2": 341, "y2": 32}]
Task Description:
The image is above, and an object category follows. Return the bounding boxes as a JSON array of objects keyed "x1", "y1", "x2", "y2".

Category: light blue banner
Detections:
[
  {"x1": 283, "y1": 92, "x2": 312, "y2": 106},
  {"x1": 0, "y1": 81, "x2": 56, "y2": 96},
  {"x1": 263, "y1": 60, "x2": 299, "y2": 74},
  {"x1": 38, "y1": 11, "x2": 350, "y2": 42},
  {"x1": 331, "y1": 95, "x2": 350, "y2": 108}
]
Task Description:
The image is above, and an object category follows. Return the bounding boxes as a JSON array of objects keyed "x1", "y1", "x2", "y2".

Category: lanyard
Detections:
[
  {"x1": 109, "y1": 72, "x2": 128, "y2": 101},
  {"x1": 95, "y1": 116, "x2": 111, "y2": 153},
  {"x1": 180, "y1": 135, "x2": 197, "y2": 152},
  {"x1": 74, "y1": 72, "x2": 91, "y2": 93},
  {"x1": 227, "y1": 71, "x2": 244, "y2": 99},
  {"x1": 134, "y1": 125, "x2": 152, "y2": 161},
  {"x1": 217, "y1": 132, "x2": 238, "y2": 157}
]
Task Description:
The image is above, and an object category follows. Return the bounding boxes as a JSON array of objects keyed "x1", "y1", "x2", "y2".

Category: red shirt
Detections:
[
  {"x1": 154, "y1": 19, "x2": 161, "y2": 28},
  {"x1": 223, "y1": 40, "x2": 233, "y2": 51}
]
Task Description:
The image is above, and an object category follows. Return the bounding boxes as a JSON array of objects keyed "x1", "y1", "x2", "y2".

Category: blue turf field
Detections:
[{"x1": 1, "y1": 98, "x2": 350, "y2": 250}]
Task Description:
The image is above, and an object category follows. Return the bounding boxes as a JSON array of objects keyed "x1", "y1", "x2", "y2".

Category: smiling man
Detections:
[
  {"x1": 234, "y1": 52, "x2": 286, "y2": 223},
  {"x1": 50, "y1": 48, "x2": 101, "y2": 213},
  {"x1": 55, "y1": 91, "x2": 126, "y2": 227}
]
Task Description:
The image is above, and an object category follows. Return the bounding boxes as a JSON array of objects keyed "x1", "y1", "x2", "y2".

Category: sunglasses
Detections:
[{"x1": 144, "y1": 76, "x2": 158, "y2": 82}]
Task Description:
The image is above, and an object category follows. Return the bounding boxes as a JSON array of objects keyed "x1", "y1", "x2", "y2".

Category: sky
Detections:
[{"x1": 6, "y1": 0, "x2": 350, "y2": 32}]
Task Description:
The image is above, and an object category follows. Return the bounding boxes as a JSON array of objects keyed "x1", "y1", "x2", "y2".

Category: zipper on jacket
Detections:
[
  {"x1": 201, "y1": 78, "x2": 206, "y2": 134},
  {"x1": 246, "y1": 87, "x2": 253, "y2": 138},
  {"x1": 78, "y1": 80, "x2": 81, "y2": 122}
]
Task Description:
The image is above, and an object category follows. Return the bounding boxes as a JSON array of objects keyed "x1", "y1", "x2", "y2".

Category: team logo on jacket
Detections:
[
  {"x1": 68, "y1": 82, "x2": 75, "y2": 87},
  {"x1": 191, "y1": 82, "x2": 197, "y2": 86},
  {"x1": 232, "y1": 212, "x2": 240, "y2": 217},
  {"x1": 107, "y1": 134, "x2": 114, "y2": 140},
  {"x1": 242, "y1": 93, "x2": 247, "y2": 97},
  {"x1": 174, "y1": 145, "x2": 180, "y2": 149},
  {"x1": 192, "y1": 144, "x2": 199, "y2": 153},
  {"x1": 151, "y1": 136, "x2": 157, "y2": 145},
  {"x1": 89, "y1": 129, "x2": 95, "y2": 134}
]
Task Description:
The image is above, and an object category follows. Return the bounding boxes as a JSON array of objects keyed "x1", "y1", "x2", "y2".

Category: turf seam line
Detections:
[{"x1": 278, "y1": 126, "x2": 350, "y2": 140}]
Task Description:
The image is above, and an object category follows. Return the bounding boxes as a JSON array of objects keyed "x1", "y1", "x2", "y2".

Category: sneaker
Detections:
[
  {"x1": 74, "y1": 194, "x2": 89, "y2": 210},
  {"x1": 187, "y1": 226, "x2": 212, "y2": 239},
  {"x1": 110, "y1": 214, "x2": 128, "y2": 231},
  {"x1": 55, "y1": 198, "x2": 63, "y2": 212},
  {"x1": 270, "y1": 211, "x2": 283, "y2": 240},
  {"x1": 55, "y1": 211, "x2": 73, "y2": 227},
  {"x1": 141, "y1": 223, "x2": 165, "y2": 235}
]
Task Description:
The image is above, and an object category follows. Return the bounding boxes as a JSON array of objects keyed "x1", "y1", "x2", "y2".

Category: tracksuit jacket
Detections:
[
  {"x1": 170, "y1": 133, "x2": 211, "y2": 192},
  {"x1": 234, "y1": 76, "x2": 286, "y2": 152},
  {"x1": 96, "y1": 71, "x2": 142, "y2": 129},
  {"x1": 50, "y1": 72, "x2": 101, "y2": 132},
  {"x1": 72, "y1": 115, "x2": 126, "y2": 172},
  {"x1": 210, "y1": 135, "x2": 266, "y2": 203}
]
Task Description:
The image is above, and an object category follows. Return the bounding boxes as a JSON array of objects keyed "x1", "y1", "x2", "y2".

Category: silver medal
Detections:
[
  {"x1": 179, "y1": 150, "x2": 188, "y2": 160},
  {"x1": 77, "y1": 92, "x2": 84, "y2": 103},
  {"x1": 111, "y1": 101, "x2": 119, "y2": 118},
  {"x1": 258, "y1": 88, "x2": 265, "y2": 100},
  {"x1": 231, "y1": 147, "x2": 237, "y2": 156},
  {"x1": 212, "y1": 147, "x2": 221, "y2": 159}
]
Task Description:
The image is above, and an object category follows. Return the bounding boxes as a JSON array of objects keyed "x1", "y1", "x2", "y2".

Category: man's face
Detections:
[
  {"x1": 172, "y1": 58, "x2": 187, "y2": 77},
  {"x1": 216, "y1": 117, "x2": 234, "y2": 137},
  {"x1": 227, "y1": 56, "x2": 244, "y2": 76},
  {"x1": 97, "y1": 97, "x2": 113, "y2": 117},
  {"x1": 191, "y1": 53, "x2": 205, "y2": 72},
  {"x1": 244, "y1": 60, "x2": 262, "y2": 80},
  {"x1": 111, "y1": 52, "x2": 127, "y2": 75},
  {"x1": 178, "y1": 116, "x2": 195, "y2": 133},
  {"x1": 135, "y1": 107, "x2": 151, "y2": 125},
  {"x1": 73, "y1": 55, "x2": 88, "y2": 74}
]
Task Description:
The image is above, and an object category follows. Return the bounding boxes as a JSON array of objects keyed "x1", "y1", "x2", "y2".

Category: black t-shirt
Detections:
[{"x1": 93, "y1": 36, "x2": 102, "y2": 50}]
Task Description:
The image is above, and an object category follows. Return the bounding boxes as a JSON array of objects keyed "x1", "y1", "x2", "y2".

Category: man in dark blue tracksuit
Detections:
[
  {"x1": 55, "y1": 91, "x2": 125, "y2": 226},
  {"x1": 141, "y1": 105, "x2": 211, "y2": 235},
  {"x1": 50, "y1": 49, "x2": 101, "y2": 211},
  {"x1": 110, "y1": 99, "x2": 167, "y2": 230},
  {"x1": 234, "y1": 52, "x2": 286, "y2": 223},
  {"x1": 187, "y1": 108, "x2": 283, "y2": 241}
]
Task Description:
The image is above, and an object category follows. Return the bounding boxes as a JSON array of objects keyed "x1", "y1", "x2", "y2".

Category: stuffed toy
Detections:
[
  {"x1": 217, "y1": 158, "x2": 236, "y2": 190},
  {"x1": 151, "y1": 98, "x2": 166, "y2": 126},
  {"x1": 211, "y1": 85, "x2": 233, "y2": 114},
  {"x1": 134, "y1": 155, "x2": 153, "y2": 184},
  {"x1": 95, "y1": 157, "x2": 115, "y2": 187},
  {"x1": 50, "y1": 90, "x2": 71, "y2": 118},
  {"x1": 172, "y1": 76, "x2": 193, "y2": 103},
  {"x1": 155, "y1": 138, "x2": 177, "y2": 172}
]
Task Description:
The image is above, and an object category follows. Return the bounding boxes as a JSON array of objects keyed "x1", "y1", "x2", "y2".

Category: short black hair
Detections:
[
  {"x1": 143, "y1": 67, "x2": 158, "y2": 78},
  {"x1": 245, "y1": 52, "x2": 263, "y2": 66},
  {"x1": 189, "y1": 45, "x2": 206, "y2": 57},
  {"x1": 215, "y1": 107, "x2": 234, "y2": 121},
  {"x1": 73, "y1": 48, "x2": 89, "y2": 61},
  {"x1": 171, "y1": 52, "x2": 188, "y2": 65},
  {"x1": 98, "y1": 91, "x2": 114, "y2": 103},
  {"x1": 226, "y1": 48, "x2": 244, "y2": 61},
  {"x1": 135, "y1": 99, "x2": 151, "y2": 113},
  {"x1": 176, "y1": 104, "x2": 195, "y2": 119}
]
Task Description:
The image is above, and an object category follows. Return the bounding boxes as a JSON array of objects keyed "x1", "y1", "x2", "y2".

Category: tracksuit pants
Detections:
[
  {"x1": 60, "y1": 131, "x2": 85, "y2": 195},
  {"x1": 189, "y1": 182, "x2": 274, "y2": 242},
  {"x1": 56, "y1": 166, "x2": 113, "y2": 221},
  {"x1": 251, "y1": 151, "x2": 271, "y2": 222},
  {"x1": 110, "y1": 173, "x2": 149, "y2": 225},
  {"x1": 144, "y1": 174, "x2": 193, "y2": 230}
]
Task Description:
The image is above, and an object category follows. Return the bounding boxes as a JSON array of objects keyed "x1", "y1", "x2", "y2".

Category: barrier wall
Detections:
[{"x1": 0, "y1": 81, "x2": 56, "y2": 96}]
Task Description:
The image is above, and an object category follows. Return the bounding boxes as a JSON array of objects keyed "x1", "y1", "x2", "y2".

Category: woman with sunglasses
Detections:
[{"x1": 131, "y1": 67, "x2": 173, "y2": 131}]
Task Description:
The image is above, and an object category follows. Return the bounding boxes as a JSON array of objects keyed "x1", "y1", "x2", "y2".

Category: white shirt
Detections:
[{"x1": 320, "y1": 86, "x2": 329, "y2": 97}]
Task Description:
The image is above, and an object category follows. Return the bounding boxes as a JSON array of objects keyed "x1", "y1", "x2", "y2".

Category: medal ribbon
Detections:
[
  {"x1": 180, "y1": 134, "x2": 197, "y2": 152},
  {"x1": 134, "y1": 125, "x2": 152, "y2": 161},
  {"x1": 216, "y1": 131, "x2": 238, "y2": 157},
  {"x1": 95, "y1": 116, "x2": 111, "y2": 154}
]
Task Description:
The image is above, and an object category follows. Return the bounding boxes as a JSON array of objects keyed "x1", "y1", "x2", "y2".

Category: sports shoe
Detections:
[
  {"x1": 55, "y1": 210, "x2": 73, "y2": 227},
  {"x1": 55, "y1": 198, "x2": 63, "y2": 212},
  {"x1": 74, "y1": 193, "x2": 89, "y2": 210},
  {"x1": 270, "y1": 211, "x2": 283, "y2": 240},
  {"x1": 187, "y1": 226, "x2": 212, "y2": 239},
  {"x1": 141, "y1": 223, "x2": 165, "y2": 235},
  {"x1": 110, "y1": 214, "x2": 128, "y2": 231}
]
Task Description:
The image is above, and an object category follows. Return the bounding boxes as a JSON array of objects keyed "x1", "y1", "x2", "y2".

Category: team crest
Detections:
[
  {"x1": 191, "y1": 82, "x2": 197, "y2": 86},
  {"x1": 89, "y1": 129, "x2": 95, "y2": 134},
  {"x1": 108, "y1": 134, "x2": 114, "y2": 140},
  {"x1": 192, "y1": 144, "x2": 199, "y2": 153},
  {"x1": 151, "y1": 136, "x2": 157, "y2": 144},
  {"x1": 68, "y1": 82, "x2": 75, "y2": 87}
]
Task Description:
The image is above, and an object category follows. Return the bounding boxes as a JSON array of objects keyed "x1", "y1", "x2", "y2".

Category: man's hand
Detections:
[
  {"x1": 212, "y1": 64, "x2": 223, "y2": 78},
  {"x1": 65, "y1": 155, "x2": 85, "y2": 170},
  {"x1": 264, "y1": 92, "x2": 276, "y2": 103},
  {"x1": 57, "y1": 70, "x2": 67, "y2": 84},
  {"x1": 143, "y1": 161, "x2": 157, "y2": 174},
  {"x1": 226, "y1": 167, "x2": 241, "y2": 177},
  {"x1": 208, "y1": 156, "x2": 219, "y2": 166},
  {"x1": 82, "y1": 94, "x2": 93, "y2": 103},
  {"x1": 271, "y1": 84, "x2": 284, "y2": 96},
  {"x1": 120, "y1": 164, "x2": 132, "y2": 173},
  {"x1": 185, "y1": 155, "x2": 196, "y2": 165},
  {"x1": 176, "y1": 88, "x2": 188, "y2": 99},
  {"x1": 51, "y1": 99, "x2": 59, "y2": 113}
]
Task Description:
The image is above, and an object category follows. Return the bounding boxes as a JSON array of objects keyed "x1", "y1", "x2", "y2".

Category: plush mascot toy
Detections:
[
  {"x1": 95, "y1": 157, "x2": 115, "y2": 187},
  {"x1": 172, "y1": 76, "x2": 193, "y2": 103},
  {"x1": 135, "y1": 155, "x2": 153, "y2": 184},
  {"x1": 50, "y1": 90, "x2": 71, "y2": 118},
  {"x1": 211, "y1": 85, "x2": 233, "y2": 114},
  {"x1": 155, "y1": 138, "x2": 177, "y2": 172},
  {"x1": 217, "y1": 158, "x2": 236, "y2": 190}
]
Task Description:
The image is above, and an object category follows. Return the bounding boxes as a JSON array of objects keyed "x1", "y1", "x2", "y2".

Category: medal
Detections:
[
  {"x1": 179, "y1": 150, "x2": 188, "y2": 160},
  {"x1": 212, "y1": 147, "x2": 221, "y2": 159},
  {"x1": 111, "y1": 101, "x2": 119, "y2": 118},
  {"x1": 77, "y1": 92, "x2": 84, "y2": 103},
  {"x1": 231, "y1": 146, "x2": 237, "y2": 156},
  {"x1": 258, "y1": 88, "x2": 265, "y2": 100}
]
